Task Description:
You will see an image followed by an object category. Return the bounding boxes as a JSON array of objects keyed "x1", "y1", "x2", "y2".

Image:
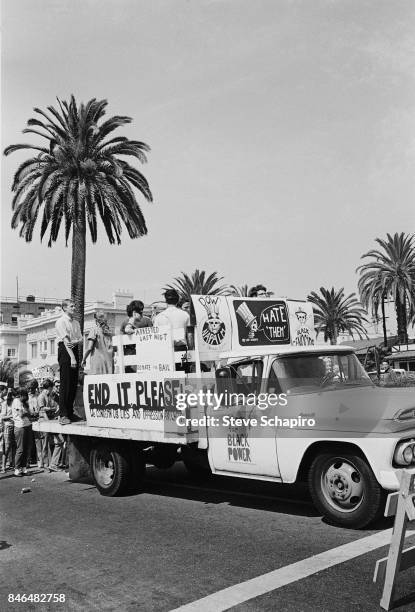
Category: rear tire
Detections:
[
  {"x1": 308, "y1": 451, "x2": 385, "y2": 529},
  {"x1": 90, "y1": 443, "x2": 130, "y2": 496}
]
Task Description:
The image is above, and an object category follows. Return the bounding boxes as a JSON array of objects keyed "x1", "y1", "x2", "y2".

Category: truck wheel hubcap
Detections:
[
  {"x1": 321, "y1": 459, "x2": 363, "y2": 513},
  {"x1": 93, "y1": 451, "x2": 115, "y2": 487}
]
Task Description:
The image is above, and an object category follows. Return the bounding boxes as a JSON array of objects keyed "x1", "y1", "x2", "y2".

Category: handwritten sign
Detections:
[
  {"x1": 83, "y1": 372, "x2": 186, "y2": 432},
  {"x1": 287, "y1": 301, "x2": 315, "y2": 346},
  {"x1": 113, "y1": 325, "x2": 174, "y2": 375},
  {"x1": 191, "y1": 295, "x2": 232, "y2": 361}
]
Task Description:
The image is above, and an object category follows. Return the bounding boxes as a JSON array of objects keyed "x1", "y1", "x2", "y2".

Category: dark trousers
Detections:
[
  {"x1": 15, "y1": 426, "x2": 32, "y2": 470},
  {"x1": 58, "y1": 342, "x2": 79, "y2": 419}
]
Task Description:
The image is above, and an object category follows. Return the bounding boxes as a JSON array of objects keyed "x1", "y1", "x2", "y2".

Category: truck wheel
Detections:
[
  {"x1": 90, "y1": 443, "x2": 130, "y2": 496},
  {"x1": 182, "y1": 447, "x2": 212, "y2": 480},
  {"x1": 308, "y1": 452, "x2": 384, "y2": 529}
]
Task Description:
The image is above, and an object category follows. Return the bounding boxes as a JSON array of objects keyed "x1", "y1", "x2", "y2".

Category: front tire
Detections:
[{"x1": 308, "y1": 451, "x2": 384, "y2": 529}]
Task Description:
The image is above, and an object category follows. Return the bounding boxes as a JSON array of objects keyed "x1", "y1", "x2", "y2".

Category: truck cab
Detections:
[{"x1": 198, "y1": 344, "x2": 415, "y2": 527}]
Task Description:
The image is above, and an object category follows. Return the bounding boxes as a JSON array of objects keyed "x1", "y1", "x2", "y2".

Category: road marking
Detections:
[{"x1": 171, "y1": 528, "x2": 415, "y2": 612}]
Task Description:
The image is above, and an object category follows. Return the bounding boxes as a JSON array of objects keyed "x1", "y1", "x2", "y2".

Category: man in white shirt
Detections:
[
  {"x1": 154, "y1": 289, "x2": 190, "y2": 345},
  {"x1": 55, "y1": 299, "x2": 83, "y2": 425}
]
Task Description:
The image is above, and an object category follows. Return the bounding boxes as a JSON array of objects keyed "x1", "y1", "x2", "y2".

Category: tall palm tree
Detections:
[
  {"x1": 0, "y1": 358, "x2": 29, "y2": 387},
  {"x1": 164, "y1": 269, "x2": 228, "y2": 324},
  {"x1": 357, "y1": 233, "x2": 415, "y2": 344},
  {"x1": 307, "y1": 287, "x2": 368, "y2": 345},
  {"x1": 4, "y1": 96, "x2": 153, "y2": 336}
]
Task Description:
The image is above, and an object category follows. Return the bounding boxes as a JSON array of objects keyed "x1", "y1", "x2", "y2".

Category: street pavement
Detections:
[{"x1": 1, "y1": 463, "x2": 415, "y2": 612}]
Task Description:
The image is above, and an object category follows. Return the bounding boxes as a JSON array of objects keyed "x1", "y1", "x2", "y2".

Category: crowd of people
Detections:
[{"x1": 0, "y1": 378, "x2": 67, "y2": 476}]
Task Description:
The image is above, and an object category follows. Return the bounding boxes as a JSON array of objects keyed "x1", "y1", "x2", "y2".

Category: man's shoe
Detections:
[
  {"x1": 71, "y1": 414, "x2": 84, "y2": 422},
  {"x1": 48, "y1": 465, "x2": 61, "y2": 472},
  {"x1": 59, "y1": 417, "x2": 71, "y2": 425},
  {"x1": 14, "y1": 469, "x2": 22, "y2": 477},
  {"x1": 22, "y1": 468, "x2": 28, "y2": 475}
]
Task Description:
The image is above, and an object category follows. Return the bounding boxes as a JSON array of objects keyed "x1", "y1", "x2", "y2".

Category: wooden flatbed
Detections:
[{"x1": 32, "y1": 419, "x2": 198, "y2": 445}]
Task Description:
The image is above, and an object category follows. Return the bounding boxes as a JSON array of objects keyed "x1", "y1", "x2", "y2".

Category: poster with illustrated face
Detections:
[
  {"x1": 287, "y1": 301, "x2": 316, "y2": 346},
  {"x1": 191, "y1": 295, "x2": 232, "y2": 360},
  {"x1": 229, "y1": 298, "x2": 290, "y2": 347}
]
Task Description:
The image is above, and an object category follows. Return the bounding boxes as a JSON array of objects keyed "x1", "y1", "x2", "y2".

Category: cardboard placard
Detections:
[
  {"x1": 83, "y1": 371, "x2": 186, "y2": 431},
  {"x1": 191, "y1": 295, "x2": 232, "y2": 361}
]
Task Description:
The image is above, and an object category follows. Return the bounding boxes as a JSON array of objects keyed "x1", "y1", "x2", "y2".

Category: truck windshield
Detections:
[{"x1": 270, "y1": 352, "x2": 373, "y2": 394}]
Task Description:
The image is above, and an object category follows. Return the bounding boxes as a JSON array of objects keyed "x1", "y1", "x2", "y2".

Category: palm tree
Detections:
[
  {"x1": 4, "y1": 96, "x2": 153, "y2": 337},
  {"x1": 357, "y1": 233, "x2": 415, "y2": 344},
  {"x1": 307, "y1": 287, "x2": 368, "y2": 345},
  {"x1": 357, "y1": 270, "x2": 389, "y2": 347},
  {"x1": 164, "y1": 269, "x2": 228, "y2": 324},
  {"x1": 0, "y1": 358, "x2": 29, "y2": 387},
  {"x1": 228, "y1": 284, "x2": 250, "y2": 297}
]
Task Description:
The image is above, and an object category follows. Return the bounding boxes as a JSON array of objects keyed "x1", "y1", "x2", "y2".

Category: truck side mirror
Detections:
[{"x1": 215, "y1": 367, "x2": 236, "y2": 404}]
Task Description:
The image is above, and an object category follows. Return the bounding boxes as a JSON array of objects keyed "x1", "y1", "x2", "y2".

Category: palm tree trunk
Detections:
[
  {"x1": 71, "y1": 212, "x2": 86, "y2": 361},
  {"x1": 381, "y1": 294, "x2": 387, "y2": 347},
  {"x1": 330, "y1": 324, "x2": 337, "y2": 345},
  {"x1": 395, "y1": 293, "x2": 408, "y2": 345}
]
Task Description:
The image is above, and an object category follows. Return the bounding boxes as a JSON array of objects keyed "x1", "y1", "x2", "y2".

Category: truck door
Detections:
[{"x1": 206, "y1": 358, "x2": 281, "y2": 479}]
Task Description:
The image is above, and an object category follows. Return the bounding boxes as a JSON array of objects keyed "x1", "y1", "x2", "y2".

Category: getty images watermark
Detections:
[{"x1": 174, "y1": 390, "x2": 316, "y2": 429}]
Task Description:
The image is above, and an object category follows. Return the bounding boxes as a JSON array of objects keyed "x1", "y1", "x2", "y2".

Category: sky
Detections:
[{"x1": 1, "y1": 0, "x2": 414, "y2": 305}]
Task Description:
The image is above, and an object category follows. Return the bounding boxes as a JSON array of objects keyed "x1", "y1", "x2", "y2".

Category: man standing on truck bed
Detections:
[
  {"x1": 154, "y1": 289, "x2": 190, "y2": 346},
  {"x1": 55, "y1": 299, "x2": 83, "y2": 425}
]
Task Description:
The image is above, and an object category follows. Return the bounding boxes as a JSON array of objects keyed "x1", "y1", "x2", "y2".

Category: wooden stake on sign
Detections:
[
  {"x1": 373, "y1": 468, "x2": 415, "y2": 610},
  {"x1": 112, "y1": 335, "x2": 125, "y2": 374}
]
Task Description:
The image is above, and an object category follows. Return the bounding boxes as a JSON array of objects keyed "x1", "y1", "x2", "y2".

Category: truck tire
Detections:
[
  {"x1": 308, "y1": 451, "x2": 384, "y2": 529},
  {"x1": 182, "y1": 447, "x2": 212, "y2": 480},
  {"x1": 90, "y1": 443, "x2": 130, "y2": 496}
]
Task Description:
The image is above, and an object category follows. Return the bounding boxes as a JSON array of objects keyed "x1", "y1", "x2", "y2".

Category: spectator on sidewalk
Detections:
[
  {"x1": 1, "y1": 389, "x2": 16, "y2": 472},
  {"x1": 12, "y1": 387, "x2": 34, "y2": 477},
  {"x1": 27, "y1": 379, "x2": 39, "y2": 466},
  {"x1": 34, "y1": 379, "x2": 57, "y2": 469},
  {"x1": 55, "y1": 299, "x2": 83, "y2": 425},
  {"x1": 47, "y1": 433, "x2": 65, "y2": 473}
]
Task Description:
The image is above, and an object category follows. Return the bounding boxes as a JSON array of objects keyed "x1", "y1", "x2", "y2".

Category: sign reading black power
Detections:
[{"x1": 233, "y1": 300, "x2": 290, "y2": 345}]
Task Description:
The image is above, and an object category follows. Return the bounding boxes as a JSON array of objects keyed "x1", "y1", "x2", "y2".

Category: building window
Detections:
[
  {"x1": 7, "y1": 348, "x2": 16, "y2": 358},
  {"x1": 31, "y1": 343, "x2": 38, "y2": 359},
  {"x1": 50, "y1": 339, "x2": 55, "y2": 355},
  {"x1": 42, "y1": 340, "x2": 48, "y2": 352},
  {"x1": 11, "y1": 314, "x2": 18, "y2": 324}
]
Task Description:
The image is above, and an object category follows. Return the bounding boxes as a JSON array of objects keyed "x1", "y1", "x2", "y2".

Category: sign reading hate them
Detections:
[{"x1": 232, "y1": 299, "x2": 290, "y2": 346}]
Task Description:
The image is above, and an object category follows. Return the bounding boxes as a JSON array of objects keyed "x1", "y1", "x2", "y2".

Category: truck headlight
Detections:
[{"x1": 394, "y1": 440, "x2": 415, "y2": 466}]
